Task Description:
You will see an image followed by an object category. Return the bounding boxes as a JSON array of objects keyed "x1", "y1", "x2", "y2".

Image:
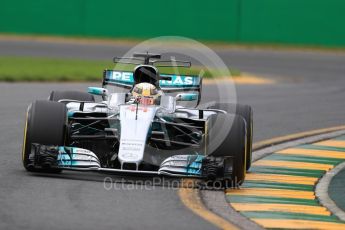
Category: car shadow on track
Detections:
[{"x1": 26, "y1": 171, "x2": 225, "y2": 190}]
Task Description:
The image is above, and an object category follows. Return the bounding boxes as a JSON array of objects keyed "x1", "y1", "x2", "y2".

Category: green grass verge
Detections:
[{"x1": 0, "y1": 56, "x2": 240, "y2": 82}]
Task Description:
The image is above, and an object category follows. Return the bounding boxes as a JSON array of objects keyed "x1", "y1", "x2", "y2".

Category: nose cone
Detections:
[{"x1": 118, "y1": 105, "x2": 158, "y2": 165}]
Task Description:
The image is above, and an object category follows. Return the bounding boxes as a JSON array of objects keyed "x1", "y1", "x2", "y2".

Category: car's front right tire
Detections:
[{"x1": 22, "y1": 100, "x2": 67, "y2": 172}]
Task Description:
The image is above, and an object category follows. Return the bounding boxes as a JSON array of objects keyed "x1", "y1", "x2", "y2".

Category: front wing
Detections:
[{"x1": 27, "y1": 144, "x2": 233, "y2": 179}]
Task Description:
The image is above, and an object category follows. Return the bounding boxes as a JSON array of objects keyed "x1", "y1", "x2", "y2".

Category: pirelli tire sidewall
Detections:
[
  {"x1": 22, "y1": 100, "x2": 67, "y2": 172},
  {"x1": 22, "y1": 103, "x2": 32, "y2": 169},
  {"x1": 206, "y1": 113, "x2": 246, "y2": 185}
]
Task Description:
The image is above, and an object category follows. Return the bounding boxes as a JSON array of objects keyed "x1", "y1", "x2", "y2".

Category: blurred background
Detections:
[
  {"x1": 0, "y1": 0, "x2": 344, "y2": 47},
  {"x1": 0, "y1": 0, "x2": 344, "y2": 82}
]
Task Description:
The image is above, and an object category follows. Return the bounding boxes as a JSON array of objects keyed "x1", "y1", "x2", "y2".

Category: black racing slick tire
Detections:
[
  {"x1": 207, "y1": 103, "x2": 253, "y2": 171},
  {"x1": 49, "y1": 90, "x2": 95, "y2": 102},
  {"x1": 22, "y1": 100, "x2": 67, "y2": 172},
  {"x1": 206, "y1": 114, "x2": 246, "y2": 186}
]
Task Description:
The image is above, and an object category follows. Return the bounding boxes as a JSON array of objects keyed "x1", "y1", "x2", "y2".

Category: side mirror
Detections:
[
  {"x1": 88, "y1": 87, "x2": 108, "y2": 96},
  {"x1": 175, "y1": 93, "x2": 198, "y2": 101}
]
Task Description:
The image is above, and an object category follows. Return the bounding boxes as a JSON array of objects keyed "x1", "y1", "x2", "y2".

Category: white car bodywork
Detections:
[{"x1": 60, "y1": 91, "x2": 220, "y2": 175}]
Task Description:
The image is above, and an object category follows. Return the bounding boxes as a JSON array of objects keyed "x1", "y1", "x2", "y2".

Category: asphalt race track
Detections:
[{"x1": 1, "y1": 39, "x2": 345, "y2": 229}]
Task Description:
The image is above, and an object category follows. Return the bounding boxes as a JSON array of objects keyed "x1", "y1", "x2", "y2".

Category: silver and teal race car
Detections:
[{"x1": 22, "y1": 53, "x2": 253, "y2": 187}]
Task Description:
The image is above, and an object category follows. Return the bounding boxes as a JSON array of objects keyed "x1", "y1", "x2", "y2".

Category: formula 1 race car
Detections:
[{"x1": 22, "y1": 53, "x2": 253, "y2": 187}]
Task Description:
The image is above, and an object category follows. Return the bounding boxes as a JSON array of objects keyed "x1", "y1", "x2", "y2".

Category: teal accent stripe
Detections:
[
  {"x1": 105, "y1": 79, "x2": 133, "y2": 85},
  {"x1": 226, "y1": 195, "x2": 319, "y2": 206},
  {"x1": 241, "y1": 211, "x2": 342, "y2": 223},
  {"x1": 67, "y1": 111, "x2": 75, "y2": 118},
  {"x1": 249, "y1": 166, "x2": 325, "y2": 178},
  {"x1": 242, "y1": 181, "x2": 314, "y2": 191},
  {"x1": 265, "y1": 154, "x2": 342, "y2": 165}
]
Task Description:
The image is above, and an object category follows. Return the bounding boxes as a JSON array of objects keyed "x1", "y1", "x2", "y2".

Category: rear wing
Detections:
[{"x1": 102, "y1": 70, "x2": 202, "y2": 92}]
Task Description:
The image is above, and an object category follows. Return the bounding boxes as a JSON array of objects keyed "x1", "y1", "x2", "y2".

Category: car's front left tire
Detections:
[
  {"x1": 205, "y1": 114, "x2": 247, "y2": 187},
  {"x1": 207, "y1": 103, "x2": 253, "y2": 171}
]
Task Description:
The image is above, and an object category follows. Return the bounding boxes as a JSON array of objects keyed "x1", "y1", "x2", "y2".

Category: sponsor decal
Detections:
[
  {"x1": 120, "y1": 152, "x2": 139, "y2": 160},
  {"x1": 119, "y1": 141, "x2": 144, "y2": 161},
  {"x1": 159, "y1": 75, "x2": 195, "y2": 86},
  {"x1": 108, "y1": 71, "x2": 133, "y2": 83},
  {"x1": 106, "y1": 71, "x2": 199, "y2": 87}
]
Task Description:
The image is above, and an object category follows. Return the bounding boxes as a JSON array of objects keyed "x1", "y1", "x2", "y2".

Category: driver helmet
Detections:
[{"x1": 132, "y1": 82, "x2": 160, "y2": 105}]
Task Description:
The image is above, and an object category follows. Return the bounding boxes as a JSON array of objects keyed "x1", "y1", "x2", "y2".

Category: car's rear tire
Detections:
[
  {"x1": 49, "y1": 90, "x2": 95, "y2": 102},
  {"x1": 207, "y1": 103, "x2": 253, "y2": 171},
  {"x1": 22, "y1": 100, "x2": 67, "y2": 172},
  {"x1": 206, "y1": 114, "x2": 246, "y2": 186}
]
